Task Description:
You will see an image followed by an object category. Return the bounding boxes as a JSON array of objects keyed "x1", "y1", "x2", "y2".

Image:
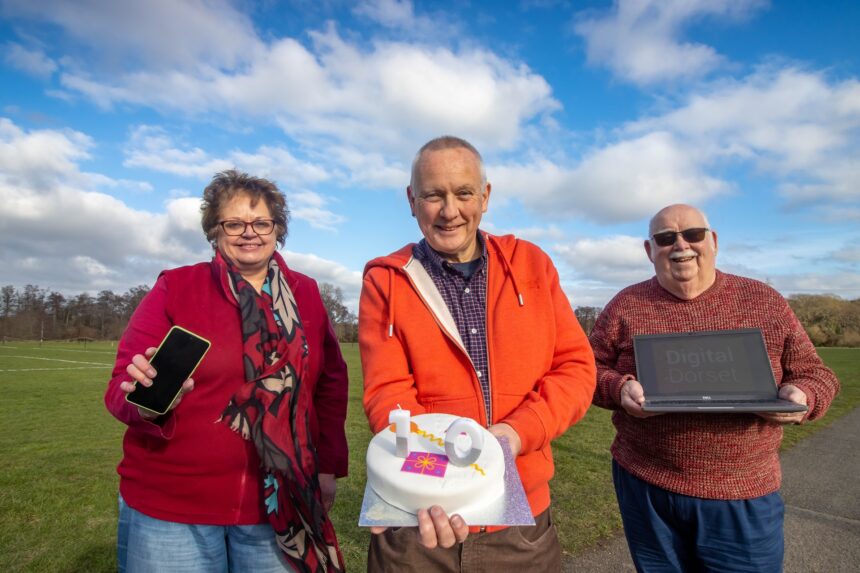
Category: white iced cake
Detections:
[{"x1": 365, "y1": 413, "x2": 505, "y2": 516}]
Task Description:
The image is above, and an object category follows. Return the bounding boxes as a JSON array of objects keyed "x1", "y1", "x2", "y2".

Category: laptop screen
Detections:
[{"x1": 633, "y1": 329, "x2": 778, "y2": 399}]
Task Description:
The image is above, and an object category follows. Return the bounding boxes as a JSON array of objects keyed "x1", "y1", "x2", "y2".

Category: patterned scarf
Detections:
[{"x1": 218, "y1": 252, "x2": 344, "y2": 573}]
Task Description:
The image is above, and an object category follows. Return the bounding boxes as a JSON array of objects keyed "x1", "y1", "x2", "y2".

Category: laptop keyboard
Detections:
[{"x1": 652, "y1": 399, "x2": 772, "y2": 405}]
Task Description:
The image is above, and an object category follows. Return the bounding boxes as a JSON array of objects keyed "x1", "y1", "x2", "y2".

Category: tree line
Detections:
[
  {"x1": 1, "y1": 284, "x2": 857, "y2": 347},
  {"x1": 1, "y1": 284, "x2": 150, "y2": 341},
  {"x1": 574, "y1": 295, "x2": 860, "y2": 347},
  {"x1": 787, "y1": 294, "x2": 860, "y2": 347},
  {"x1": 0, "y1": 282, "x2": 356, "y2": 344}
]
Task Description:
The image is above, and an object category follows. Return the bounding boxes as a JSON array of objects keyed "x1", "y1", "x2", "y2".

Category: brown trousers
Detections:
[{"x1": 367, "y1": 509, "x2": 561, "y2": 573}]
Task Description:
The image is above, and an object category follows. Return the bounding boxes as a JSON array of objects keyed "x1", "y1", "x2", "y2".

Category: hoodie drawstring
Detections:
[
  {"x1": 486, "y1": 234, "x2": 525, "y2": 307},
  {"x1": 387, "y1": 267, "x2": 395, "y2": 337}
]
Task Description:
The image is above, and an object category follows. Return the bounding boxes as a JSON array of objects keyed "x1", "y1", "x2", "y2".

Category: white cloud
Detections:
[
  {"x1": 282, "y1": 250, "x2": 363, "y2": 312},
  {"x1": 229, "y1": 146, "x2": 331, "y2": 188},
  {"x1": 816, "y1": 206, "x2": 860, "y2": 223},
  {"x1": 629, "y1": 68, "x2": 860, "y2": 206},
  {"x1": 560, "y1": 282, "x2": 625, "y2": 309},
  {"x1": 354, "y1": 0, "x2": 420, "y2": 29},
  {"x1": 0, "y1": 177, "x2": 210, "y2": 292},
  {"x1": 324, "y1": 145, "x2": 408, "y2": 189},
  {"x1": 0, "y1": 118, "x2": 360, "y2": 297},
  {"x1": 352, "y1": 0, "x2": 450, "y2": 42},
  {"x1": 0, "y1": 119, "x2": 192, "y2": 283},
  {"x1": 46, "y1": 22, "x2": 556, "y2": 153},
  {"x1": 553, "y1": 235, "x2": 653, "y2": 284},
  {"x1": 165, "y1": 196, "x2": 206, "y2": 235},
  {"x1": 777, "y1": 158, "x2": 860, "y2": 205},
  {"x1": 492, "y1": 132, "x2": 727, "y2": 223},
  {"x1": 482, "y1": 223, "x2": 566, "y2": 242},
  {"x1": 715, "y1": 232, "x2": 860, "y2": 302},
  {"x1": 123, "y1": 125, "x2": 230, "y2": 178},
  {"x1": 0, "y1": 117, "x2": 93, "y2": 187},
  {"x1": 832, "y1": 245, "x2": 860, "y2": 264},
  {"x1": 551, "y1": 232, "x2": 860, "y2": 307},
  {"x1": 574, "y1": 0, "x2": 768, "y2": 85},
  {"x1": 122, "y1": 125, "x2": 342, "y2": 229},
  {"x1": 773, "y1": 272, "x2": 860, "y2": 298},
  {"x1": 2, "y1": 0, "x2": 262, "y2": 71},
  {"x1": 289, "y1": 191, "x2": 346, "y2": 231},
  {"x1": 3, "y1": 42, "x2": 57, "y2": 78},
  {"x1": 6, "y1": 2, "x2": 557, "y2": 198}
]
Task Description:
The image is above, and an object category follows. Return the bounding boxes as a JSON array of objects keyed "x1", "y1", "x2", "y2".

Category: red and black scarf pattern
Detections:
[{"x1": 219, "y1": 252, "x2": 344, "y2": 572}]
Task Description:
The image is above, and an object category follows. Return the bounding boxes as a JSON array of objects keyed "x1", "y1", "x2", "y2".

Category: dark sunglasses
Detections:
[{"x1": 651, "y1": 227, "x2": 710, "y2": 247}]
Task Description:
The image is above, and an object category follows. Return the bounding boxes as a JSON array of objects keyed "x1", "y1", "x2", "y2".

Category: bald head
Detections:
[
  {"x1": 645, "y1": 203, "x2": 718, "y2": 300},
  {"x1": 648, "y1": 204, "x2": 711, "y2": 237},
  {"x1": 410, "y1": 135, "x2": 487, "y2": 190}
]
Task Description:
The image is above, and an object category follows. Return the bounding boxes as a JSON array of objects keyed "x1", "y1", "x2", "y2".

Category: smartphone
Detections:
[{"x1": 125, "y1": 326, "x2": 211, "y2": 416}]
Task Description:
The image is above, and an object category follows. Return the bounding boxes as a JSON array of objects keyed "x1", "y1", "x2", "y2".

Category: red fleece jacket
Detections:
[
  {"x1": 359, "y1": 233, "x2": 596, "y2": 518},
  {"x1": 105, "y1": 254, "x2": 348, "y2": 525}
]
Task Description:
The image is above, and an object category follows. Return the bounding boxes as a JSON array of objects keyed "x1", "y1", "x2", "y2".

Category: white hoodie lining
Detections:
[{"x1": 402, "y1": 256, "x2": 466, "y2": 352}]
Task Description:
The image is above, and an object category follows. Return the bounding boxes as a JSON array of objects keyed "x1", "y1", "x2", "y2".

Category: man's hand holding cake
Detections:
[{"x1": 487, "y1": 422, "x2": 521, "y2": 457}]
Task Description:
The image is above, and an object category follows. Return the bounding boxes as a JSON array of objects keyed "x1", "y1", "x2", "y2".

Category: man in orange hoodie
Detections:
[{"x1": 359, "y1": 135, "x2": 597, "y2": 572}]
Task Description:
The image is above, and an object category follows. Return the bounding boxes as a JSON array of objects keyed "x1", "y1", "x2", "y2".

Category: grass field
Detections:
[{"x1": 0, "y1": 342, "x2": 856, "y2": 571}]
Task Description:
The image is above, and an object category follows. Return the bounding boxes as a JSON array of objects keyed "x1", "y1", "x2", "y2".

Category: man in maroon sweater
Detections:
[{"x1": 590, "y1": 203, "x2": 839, "y2": 572}]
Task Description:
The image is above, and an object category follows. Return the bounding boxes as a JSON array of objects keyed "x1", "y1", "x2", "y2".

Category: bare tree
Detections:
[
  {"x1": 123, "y1": 285, "x2": 151, "y2": 320},
  {"x1": 0, "y1": 285, "x2": 16, "y2": 339},
  {"x1": 574, "y1": 306, "x2": 602, "y2": 336},
  {"x1": 1, "y1": 285, "x2": 16, "y2": 317},
  {"x1": 318, "y1": 282, "x2": 357, "y2": 342}
]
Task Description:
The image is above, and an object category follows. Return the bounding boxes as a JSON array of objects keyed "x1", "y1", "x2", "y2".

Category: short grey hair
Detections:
[{"x1": 410, "y1": 135, "x2": 487, "y2": 189}]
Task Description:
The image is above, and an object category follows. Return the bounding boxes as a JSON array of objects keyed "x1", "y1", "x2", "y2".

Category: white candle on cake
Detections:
[{"x1": 388, "y1": 408, "x2": 410, "y2": 457}]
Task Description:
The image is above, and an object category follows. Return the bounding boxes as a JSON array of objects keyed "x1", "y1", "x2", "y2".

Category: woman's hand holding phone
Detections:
[
  {"x1": 123, "y1": 326, "x2": 210, "y2": 418},
  {"x1": 122, "y1": 347, "x2": 195, "y2": 420}
]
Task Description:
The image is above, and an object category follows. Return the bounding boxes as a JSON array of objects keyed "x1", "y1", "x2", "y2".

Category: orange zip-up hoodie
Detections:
[{"x1": 359, "y1": 233, "x2": 596, "y2": 523}]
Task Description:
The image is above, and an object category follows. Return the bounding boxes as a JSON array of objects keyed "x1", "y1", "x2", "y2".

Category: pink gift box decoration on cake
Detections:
[{"x1": 401, "y1": 451, "x2": 449, "y2": 478}]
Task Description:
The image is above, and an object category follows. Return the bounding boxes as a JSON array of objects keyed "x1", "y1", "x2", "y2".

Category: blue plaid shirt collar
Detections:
[{"x1": 413, "y1": 232, "x2": 487, "y2": 275}]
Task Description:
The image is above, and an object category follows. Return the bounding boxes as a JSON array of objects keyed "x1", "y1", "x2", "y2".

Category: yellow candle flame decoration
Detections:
[{"x1": 415, "y1": 453, "x2": 439, "y2": 471}]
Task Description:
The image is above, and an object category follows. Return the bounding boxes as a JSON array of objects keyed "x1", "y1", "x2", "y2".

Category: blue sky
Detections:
[{"x1": 1, "y1": 0, "x2": 859, "y2": 311}]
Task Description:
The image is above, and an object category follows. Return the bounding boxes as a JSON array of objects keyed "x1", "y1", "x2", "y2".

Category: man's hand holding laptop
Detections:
[
  {"x1": 618, "y1": 375, "x2": 660, "y2": 419},
  {"x1": 757, "y1": 384, "x2": 808, "y2": 424}
]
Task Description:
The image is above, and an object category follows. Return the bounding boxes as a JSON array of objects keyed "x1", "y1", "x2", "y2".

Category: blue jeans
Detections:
[
  {"x1": 118, "y1": 496, "x2": 295, "y2": 572},
  {"x1": 613, "y1": 461, "x2": 784, "y2": 573}
]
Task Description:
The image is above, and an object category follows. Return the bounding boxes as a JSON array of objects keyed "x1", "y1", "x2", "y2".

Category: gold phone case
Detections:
[{"x1": 125, "y1": 325, "x2": 211, "y2": 416}]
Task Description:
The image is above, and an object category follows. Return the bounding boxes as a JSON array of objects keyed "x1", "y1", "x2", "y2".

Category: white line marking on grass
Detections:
[
  {"x1": 38, "y1": 347, "x2": 116, "y2": 354},
  {"x1": 0, "y1": 346, "x2": 115, "y2": 354},
  {"x1": 0, "y1": 355, "x2": 111, "y2": 366},
  {"x1": 0, "y1": 366, "x2": 111, "y2": 372}
]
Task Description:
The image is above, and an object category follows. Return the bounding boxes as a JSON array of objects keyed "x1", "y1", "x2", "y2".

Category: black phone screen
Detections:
[{"x1": 126, "y1": 326, "x2": 211, "y2": 415}]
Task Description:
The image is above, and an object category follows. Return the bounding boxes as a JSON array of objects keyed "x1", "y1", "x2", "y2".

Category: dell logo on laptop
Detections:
[{"x1": 702, "y1": 396, "x2": 712, "y2": 400}]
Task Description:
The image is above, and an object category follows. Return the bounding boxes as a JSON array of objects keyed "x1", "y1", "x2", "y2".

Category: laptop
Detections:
[{"x1": 633, "y1": 328, "x2": 808, "y2": 413}]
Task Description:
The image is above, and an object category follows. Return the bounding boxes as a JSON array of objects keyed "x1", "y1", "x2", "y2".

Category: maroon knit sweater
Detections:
[{"x1": 590, "y1": 271, "x2": 840, "y2": 499}]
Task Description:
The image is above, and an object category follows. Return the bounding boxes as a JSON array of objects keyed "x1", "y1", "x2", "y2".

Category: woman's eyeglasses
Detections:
[
  {"x1": 651, "y1": 228, "x2": 710, "y2": 247},
  {"x1": 219, "y1": 219, "x2": 276, "y2": 236}
]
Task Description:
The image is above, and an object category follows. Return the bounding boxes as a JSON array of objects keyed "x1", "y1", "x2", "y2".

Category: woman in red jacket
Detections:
[{"x1": 105, "y1": 170, "x2": 348, "y2": 572}]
